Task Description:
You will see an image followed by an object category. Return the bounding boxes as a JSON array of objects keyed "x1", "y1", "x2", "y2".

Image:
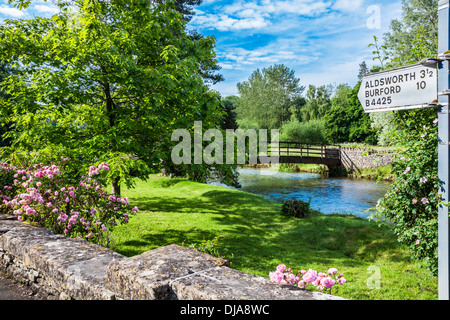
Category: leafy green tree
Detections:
[
  {"x1": 236, "y1": 64, "x2": 305, "y2": 130},
  {"x1": 383, "y1": 0, "x2": 438, "y2": 68},
  {"x1": 300, "y1": 85, "x2": 332, "y2": 122},
  {"x1": 220, "y1": 96, "x2": 238, "y2": 131},
  {"x1": 0, "y1": 0, "x2": 223, "y2": 195},
  {"x1": 0, "y1": 61, "x2": 14, "y2": 147},
  {"x1": 153, "y1": 0, "x2": 224, "y2": 84},
  {"x1": 324, "y1": 83, "x2": 376, "y2": 144},
  {"x1": 357, "y1": 61, "x2": 369, "y2": 81}
]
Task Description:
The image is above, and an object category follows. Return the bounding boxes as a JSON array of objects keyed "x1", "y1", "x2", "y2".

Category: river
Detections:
[{"x1": 235, "y1": 168, "x2": 389, "y2": 219}]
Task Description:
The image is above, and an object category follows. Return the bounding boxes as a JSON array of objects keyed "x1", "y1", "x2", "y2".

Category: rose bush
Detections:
[
  {"x1": 269, "y1": 264, "x2": 346, "y2": 295},
  {"x1": 370, "y1": 110, "x2": 440, "y2": 276},
  {"x1": 0, "y1": 157, "x2": 138, "y2": 246}
]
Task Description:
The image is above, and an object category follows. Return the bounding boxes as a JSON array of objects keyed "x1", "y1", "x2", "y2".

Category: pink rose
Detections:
[
  {"x1": 321, "y1": 277, "x2": 335, "y2": 288},
  {"x1": 302, "y1": 270, "x2": 318, "y2": 284},
  {"x1": 269, "y1": 271, "x2": 283, "y2": 283},
  {"x1": 328, "y1": 268, "x2": 338, "y2": 275},
  {"x1": 277, "y1": 264, "x2": 286, "y2": 272}
]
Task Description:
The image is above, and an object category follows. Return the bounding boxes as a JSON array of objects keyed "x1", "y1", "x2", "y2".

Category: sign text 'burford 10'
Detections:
[{"x1": 358, "y1": 63, "x2": 438, "y2": 113}]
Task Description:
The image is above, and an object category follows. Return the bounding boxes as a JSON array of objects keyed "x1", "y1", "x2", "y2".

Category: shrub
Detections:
[
  {"x1": 281, "y1": 198, "x2": 311, "y2": 218},
  {"x1": 0, "y1": 157, "x2": 138, "y2": 246},
  {"x1": 371, "y1": 112, "x2": 439, "y2": 275},
  {"x1": 279, "y1": 120, "x2": 328, "y2": 144}
]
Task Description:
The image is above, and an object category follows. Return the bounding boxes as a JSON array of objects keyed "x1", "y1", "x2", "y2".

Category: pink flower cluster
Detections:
[
  {"x1": 268, "y1": 264, "x2": 299, "y2": 285},
  {"x1": 88, "y1": 163, "x2": 110, "y2": 176},
  {"x1": 269, "y1": 265, "x2": 346, "y2": 294},
  {"x1": 1, "y1": 159, "x2": 138, "y2": 243}
]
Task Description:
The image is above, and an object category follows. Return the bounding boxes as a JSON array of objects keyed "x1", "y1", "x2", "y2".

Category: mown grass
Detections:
[{"x1": 111, "y1": 175, "x2": 438, "y2": 300}]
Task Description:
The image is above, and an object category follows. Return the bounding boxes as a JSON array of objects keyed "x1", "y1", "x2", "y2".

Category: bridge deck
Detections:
[{"x1": 257, "y1": 142, "x2": 341, "y2": 167}]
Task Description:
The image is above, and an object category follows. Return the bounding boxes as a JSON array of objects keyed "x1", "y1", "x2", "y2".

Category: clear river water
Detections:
[{"x1": 234, "y1": 168, "x2": 389, "y2": 219}]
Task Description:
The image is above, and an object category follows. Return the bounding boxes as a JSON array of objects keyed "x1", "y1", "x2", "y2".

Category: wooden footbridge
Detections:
[{"x1": 258, "y1": 141, "x2": 341, "y2": 167}]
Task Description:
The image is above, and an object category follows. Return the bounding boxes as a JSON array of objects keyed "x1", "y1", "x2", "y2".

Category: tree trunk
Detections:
[{"x1": 112, "y1": 176, "x2": 121, "y2": 196}]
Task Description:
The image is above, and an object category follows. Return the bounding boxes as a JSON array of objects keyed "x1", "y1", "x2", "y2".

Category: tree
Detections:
[
  {"x1": 0, "y1": 0, "x2": 224, "y2": 196},
  {"x1": 0, "y1": 61, "x2": 14, "y2": 147},
  {"x1": 220, "y1": 96, "x2": 238, "y2": 131},
  {"x1": 236, "y1": 64, "x2": 305, "y2": 130},
  {"x1": 357, "y1": 61, "x2": 369, "y2": 81},
  {"x1": 324, "y1": 83, "x2": 377, "y2": 144},
  {"x1": 382, "y1": 0, "x2": 438, "y2": 68},
  {"x1": 300, "y1": 84, "x2": 333, "y2": 122},
  {"x1": 165, "y1": 0, "x2": 225, "y2": 84}
]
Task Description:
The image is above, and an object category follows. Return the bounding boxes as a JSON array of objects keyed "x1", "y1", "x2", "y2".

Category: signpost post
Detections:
[
  {"x1": 357, "y1": 0, "x2": 450, "y2": 300},
  {"x1": 438, "y1": 0, "x2": 450, "y2": 301}
]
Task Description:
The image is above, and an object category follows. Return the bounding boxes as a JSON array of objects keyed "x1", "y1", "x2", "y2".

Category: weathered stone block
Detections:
[
  {"x1": 105, "y1": 244, "x2": 229, "y2": 300},
  {"x1": 170, "y1": 266, "x2": 344, "y2": 300}
]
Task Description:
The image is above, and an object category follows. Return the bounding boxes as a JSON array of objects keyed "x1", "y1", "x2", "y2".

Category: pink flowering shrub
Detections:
[
  {"x1": 269, "y1": 264, "x2": 346, "y2": 295},
  {"x1": 0, "y1": 157, "x2": 138, "y2": 245},
  {"x1": 0, "y1": 162, "x2": 17, "y2": 214}
]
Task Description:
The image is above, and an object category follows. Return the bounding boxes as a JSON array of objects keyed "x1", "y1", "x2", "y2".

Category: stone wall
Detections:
[
  {"x1": 0, "y1": 215, "x2": 344, "y2": 300},
  {"x1": 340, "y1": 148, "x2": 395, "y2": 173}
]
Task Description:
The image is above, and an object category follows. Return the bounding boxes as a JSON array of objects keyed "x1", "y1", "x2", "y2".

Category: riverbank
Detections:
[
  {"x1": 112, "y1": 175, "x2": 437, "y2": 300},
  {"x1": 247, "y1": 163, "x2": 395, "y2": 181}
]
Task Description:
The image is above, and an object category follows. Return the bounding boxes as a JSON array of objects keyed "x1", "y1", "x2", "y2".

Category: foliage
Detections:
[
  {"x1": 369, "y1": 112, "x2": 398, "y2": 146},
  {"x1": 0, "y1": 0, "x2": 225, "y2": 195},
  {"x1": 368, "y1": 0, "x2": 441, "y2": 276},
  {"x1": 324, "y1": 83, "x2": 377, "y2": 144},
  {"x1": 382, "y1": 0, "x2": 438, "y2": 68},
  {"x1": 370, "y1": 110, "x2": 439, "y2": 275},
  {"x1": 299, "y1": 84, "x2": 332, "y2": 122},
  {"x1": 187, "y1": 234, "x2": 233, "y2": 259},
  {"x1": 269, "y1": 264, "x2": 346, "y2": 295},
  {"x1": 358, "y1": 61, "x2": 369, "y2": 81},
  {"x1": 369, "y1": 35, "x2": 389, "y2": 69},
  {"x1": 220, "y1": 96, "x2": 238, "y2": 131},
  {"x1": 0, "y1": 156, "x2": 138, "y2": 246},
  {"x1": 0, "y1": 60, "x2": 14, "y2": 147},
  {"x1": 279, "y1": 119, "x2": 327, "y2": 144},
  {"x1": 236, "y1": 64, "x2": 305, "y2": 130},
  {"x1": 281, "y1": 198, "x2": 311, "y2": 218}
]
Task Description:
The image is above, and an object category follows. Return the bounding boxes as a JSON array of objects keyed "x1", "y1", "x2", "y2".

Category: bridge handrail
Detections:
[
  {"x1": 276, "y1": 141, "x2": 341, "y2": 148},
  {"x1": 267, "y1": 141, "x2": 341, "y2": 160}
]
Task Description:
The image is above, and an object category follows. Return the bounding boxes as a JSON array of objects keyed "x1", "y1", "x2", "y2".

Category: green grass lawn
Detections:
[{"x1": 111, "y1": 175, "x2": 438, "y2": 300}]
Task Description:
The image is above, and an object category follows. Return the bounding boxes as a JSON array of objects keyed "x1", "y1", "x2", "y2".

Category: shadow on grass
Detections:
[
  {"x1": 116, "y1": 228, "x2": 219, "y2": 257},
  {"x1": 117, "y1": 185, "x2": 411, "y2": 277}
]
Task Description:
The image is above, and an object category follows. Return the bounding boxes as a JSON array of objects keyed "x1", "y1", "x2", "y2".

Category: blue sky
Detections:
[
  {"x1": 0, "y1": 0, "x2": 404, "y2": 97},
  {"x1": 188, "y1": 0, "x2": 404, "y2": 97}
]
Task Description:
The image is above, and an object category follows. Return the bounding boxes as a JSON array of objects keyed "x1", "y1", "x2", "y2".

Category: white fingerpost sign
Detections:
[
  {"x1": 357, "y1": 0, "x2": 450, "y2": 300},
  {"x1": 358, "y1": 63, "x2": 438, "y2": 113}
]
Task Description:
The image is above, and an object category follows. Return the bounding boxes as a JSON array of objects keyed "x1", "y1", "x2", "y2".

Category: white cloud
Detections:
[
  {"x1": 0, "y1": 4, "x2": 25, "y2": 18},
  {"x1": 333, "y1": 0, "x2": 364, "y2": 12},
  {"x1": 224, "y1": 0, "x2": 332, "y2": 16},
  {"x1": 33, "y1": 4, "x2": 59, "y2": 15},
  {"x1": 191, "y1": 12, "x2": 270, "y2": 31},
  {"x1": 192, "y1": 0, "x2": 333, "y2": 32}
]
